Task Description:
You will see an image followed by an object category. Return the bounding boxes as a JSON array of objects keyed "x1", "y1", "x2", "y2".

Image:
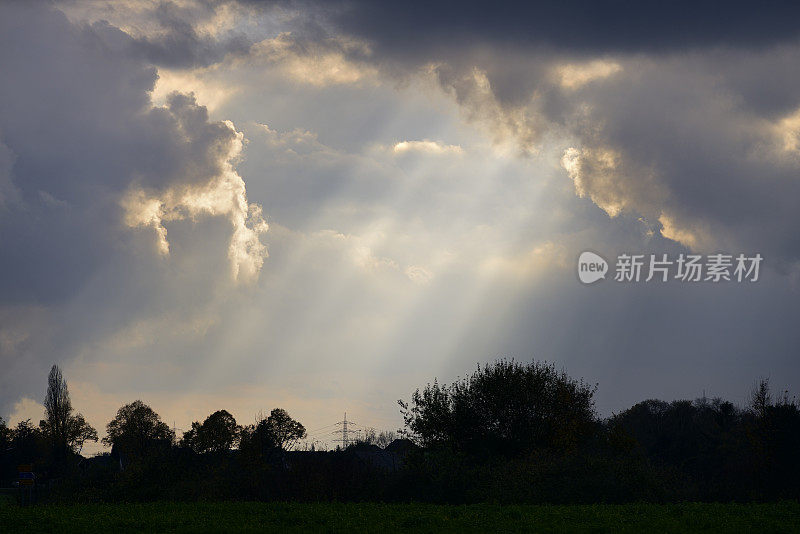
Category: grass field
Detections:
[{"x1": 1, "y1": 501, "x2": 799, "y2": 533}]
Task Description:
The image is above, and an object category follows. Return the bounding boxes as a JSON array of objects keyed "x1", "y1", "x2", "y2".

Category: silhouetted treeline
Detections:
[{"x1": 1, "y1": 360, "x2": 799, "y2": 503}]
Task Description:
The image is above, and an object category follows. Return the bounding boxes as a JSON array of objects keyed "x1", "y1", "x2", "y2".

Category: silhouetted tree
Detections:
[
  {"x1": 41, "y1": 364, "x2": 71, "y2": 458},
  {"x1": 11, "y1": 420, "x2": 45, "y2": 464},
  {"x1": 180, "y1": 410, "x2": 241, "y2": 453},
  {"x1": 358, "y1": 428, "x2": 397, "y2": 448},
  {"x1": 39, "y1": 365, "x2": 97, "y2": 459},
  {"x1": 0, "y1": 417, "x2": 9, "y2": 451},
  {"x1": 241, "y1": 408, "x2": 306, "y2": 454},
  {"x1": 610, "y1": 397, "x2": 744, "y2": 472},
  {"x1": 180, "y1": 422, "x2": 202, "y2": 451},
  {"x1": 747, "y1": 379, "x2": 800, "y2": 498},
  {"x1": 751, "y1": 378, "x2": 771, "y2": 419},
  {"x1": 103, "y1": 400, "x2": 174, "y2": 457},
  {"x1": 65, "y1": 413, "x2": 99, "y2": 455},
  {"x1": 3, "y1": 358, "x2": 799, "y2": 503},
  {"x1": 264, "y1": 408, "x2": 306, "y2": 451},
  {"x1": 400, "y1": 359, "x2": 597, "y2": 455}
]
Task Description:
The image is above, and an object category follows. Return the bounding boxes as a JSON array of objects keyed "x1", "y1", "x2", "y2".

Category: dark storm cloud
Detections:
[
  {"x1": 0, "y1": 3, "x2": 155, "y2": 303},
  {"x1": 323, "y1": 0, "x2": 800, "y2": 57}
]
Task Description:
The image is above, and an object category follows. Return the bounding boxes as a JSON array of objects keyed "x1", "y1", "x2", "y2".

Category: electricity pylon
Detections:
[{"x1": 332, "y1": 412, "x2": 358, "y2": 449}]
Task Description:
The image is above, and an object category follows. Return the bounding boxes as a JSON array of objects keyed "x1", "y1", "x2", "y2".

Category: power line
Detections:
[{"x1": 307, "y1": 423, "x2": 336, "y2": 435}]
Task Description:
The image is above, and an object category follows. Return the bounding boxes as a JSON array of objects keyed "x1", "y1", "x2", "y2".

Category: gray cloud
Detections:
[
  {"x1": 61, "y1": 0, "x2": 258, "y2": 68},
  {"x1": 326, "y1": 1, "x2": 800, "y2": 56},
  {"x1": 126, "y1": 1, "x2": 252, "y2": 69},
  {"x1": 0, "y1": 2, "x2": 267, "y2": 413}
]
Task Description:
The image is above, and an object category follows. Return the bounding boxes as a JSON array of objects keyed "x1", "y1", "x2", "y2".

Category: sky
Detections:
[{"x1": 2, "y1": 0, "x2": 800, "y2": 455}]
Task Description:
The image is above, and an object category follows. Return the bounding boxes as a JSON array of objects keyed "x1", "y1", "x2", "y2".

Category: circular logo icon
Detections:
[{"x1": 578, "y1": 251, "x2": 608, "y2": 284}]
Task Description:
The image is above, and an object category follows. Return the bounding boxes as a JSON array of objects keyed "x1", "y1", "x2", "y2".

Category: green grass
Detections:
[{"x1": 0, "y1": 501, "x2": 799, "y2": 533}]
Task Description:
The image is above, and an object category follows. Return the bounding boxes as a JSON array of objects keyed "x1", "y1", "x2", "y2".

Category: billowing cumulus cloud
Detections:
[{"x1": 121, "y1": 100, "x2": 268, "y2": 282}]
